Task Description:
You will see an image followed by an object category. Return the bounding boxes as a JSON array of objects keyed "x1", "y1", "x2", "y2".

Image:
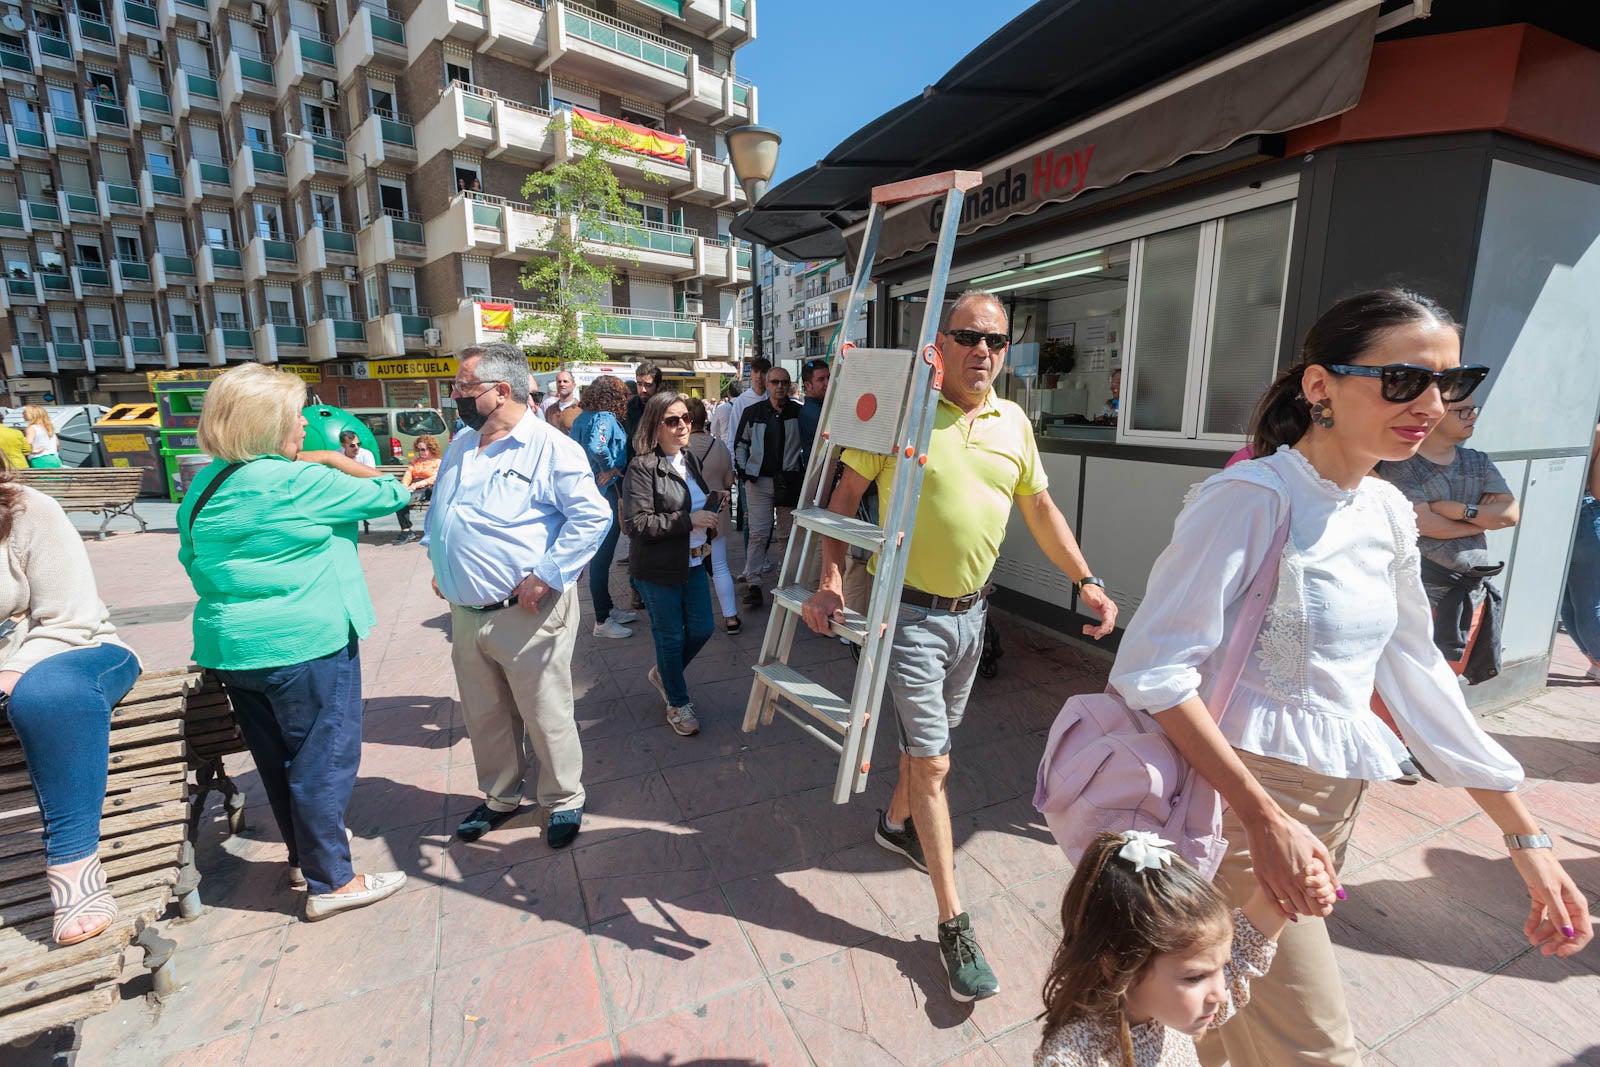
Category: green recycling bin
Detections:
[{"x1": 302, "y1": 404, "x2": 381, "y2": 460}]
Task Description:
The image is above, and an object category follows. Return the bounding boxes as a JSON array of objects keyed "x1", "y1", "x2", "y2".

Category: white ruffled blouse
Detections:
[{"x1": 1109, "y1": 446, "x2": 1522, "y2": 790}]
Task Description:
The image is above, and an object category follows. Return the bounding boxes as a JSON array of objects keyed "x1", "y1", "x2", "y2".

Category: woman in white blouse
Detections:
[{"x1": 1109, "y1": 289, "x2": 1590, "y2": 1067}]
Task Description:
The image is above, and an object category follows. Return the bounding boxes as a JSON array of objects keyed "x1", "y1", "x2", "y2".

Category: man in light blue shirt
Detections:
[{"x1": 426, "y1": 343, "x2": 610, "y2": 848}]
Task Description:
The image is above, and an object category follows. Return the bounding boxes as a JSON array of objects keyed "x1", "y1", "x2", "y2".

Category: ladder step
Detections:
[
  {"x1": 793, "y1": 508, "x2": 886, "y2": 553},
  {"x1": 771, "y1": 584, "x2": 869, "y2": 645},
  {"x1": 752, "y1": 662, "x2": 853, "y2": 734}
]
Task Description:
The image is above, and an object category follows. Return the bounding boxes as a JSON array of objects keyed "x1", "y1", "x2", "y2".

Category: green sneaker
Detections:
[{"x1": 937, "y1": 912, "x2": 999, "y2": 1002}]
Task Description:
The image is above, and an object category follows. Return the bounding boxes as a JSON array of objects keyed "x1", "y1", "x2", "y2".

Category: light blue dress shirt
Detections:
[{"x1": 425, "y1": 411, "x2": 611, "y2": 607}]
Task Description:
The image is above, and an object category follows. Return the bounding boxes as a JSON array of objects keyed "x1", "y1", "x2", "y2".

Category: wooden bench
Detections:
[
  {"x1": 0, "y1": 667, "x2": 202, "y2": 1047},
  {"x1": 185, "y1": 672, "x2": 248, "y2": 840},
  {"x1": 12, "y1": 469, "x2": 149, "y2": 541},
  {"x1": 377, "y1": 465, "x2": 430, "y2": 532}
]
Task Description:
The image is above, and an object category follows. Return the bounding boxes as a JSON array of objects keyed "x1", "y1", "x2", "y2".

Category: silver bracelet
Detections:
[{"x1": 1504, "y1": 832, "x2": 1553, "y2": 851}]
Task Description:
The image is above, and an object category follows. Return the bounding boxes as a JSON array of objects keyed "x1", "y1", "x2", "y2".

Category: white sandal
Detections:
[{"x1": 49, "y1": 856, "x2": 119, "y2": 946}]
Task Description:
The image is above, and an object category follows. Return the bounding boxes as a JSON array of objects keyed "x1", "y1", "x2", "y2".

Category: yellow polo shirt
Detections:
[{"x1": 843, "y1": 391, "x2": 1045, "y2": 598}]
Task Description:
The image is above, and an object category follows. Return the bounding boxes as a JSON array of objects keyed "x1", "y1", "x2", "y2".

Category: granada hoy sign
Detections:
[{"x1": 928, "y1": 146, "x2": 1096, "y2": 233}]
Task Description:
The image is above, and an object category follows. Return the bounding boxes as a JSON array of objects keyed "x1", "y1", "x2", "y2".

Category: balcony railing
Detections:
[
  {"x1": 296, "y1": 29, "x2": 337, "y2": 66},
  {"x1": 93, "y1": 99, "x2": 128, "y2": 127},
  {"x1": 38, "y1": 270, "x2": 72, "y2": 294},
  {"x1": 77, "y1": 264, "x2": 111, "y2": 287},
  {"x1": 250, "y1": 146, "x2": 287, "y2": 174},
  {"x1": 0, "y1": 208, "x2": 22, "y2": 229},
  {"x1": 151, "y1": 170, "x2": 183, "y2": 195},
  {"x1": 383, "y1": 207, "x2": 424, "y2": 244},
  {"x1": 732, "y1": 74, "x2": 752, "y2": 106},
  {"x1": 124, "y1": 0, "x2": 159, "y2": 27},
  {"x1": 321, "y1": 224, "x2": 357, "y2": 254},
  {"x1": 195, "y1": 154, "x2": 230, "y2": 185},
  {"x1": 63, "y1": 189, "x2": 98, "y2": 214},
  {"x1": 6, "y1": 276, "x2": 36, "y2": 298},
  {"x1": 372, "y1": 108, "x2": 414, "y2": 148},
  {"x1": 564, "y1": 3, "x2": 690, "y2": 75},
  {"x1": 51, "y1": 114, "x2": 87, "y2": 140},
  {"x1": 0, "y1": 42, "x2": 32, "y2": 73},
  {"x1": 25, "y1": 198, "x2": 60, "y2": 223},
  {"x1": 261, "y1": 237, "x2": 296, "y2": 263},
  {"x1": 12, "y1": 121, "x2": 45, "y2": 150},
  {"x1": 271, "y1": 319, "x2": 308, "y2": 346},
  {"x1": 237, "y1": 49, "x2": 275, "y2": 84},
  {"x1": 36, "y1": 32, "x2": 73, "y2": 62},
  {"x1": 361, "y1": 2, "x2": 406, "y2": 45},
  {"x1": 116, "y1": 257, "x2": 151, "y2": 281},
  {"x1": 160, "y1": 249, "x2": 196, "y2": 275},
  {"x1": 217, "y1": 322, "x2": 253, "y2": 348},
  {"x1": 78, "y1": 14, "x2": 115, "y2": 46},
  {"x1": 134, "y1": 82, "x2": 171, "y2": 114},
  {"x1": 583, "y1": 305, "x2": 699, "y2": 341},
  {"x1": 581, "y1": 214, "x2": 697, "y2": 257},
  {"x1": 326, "y1": 316, "x2": 366, "y2": 342},
  {"x1": 307, "y1": 125, "x2": 347, "y2": 163},
  {"x1": 210, "y1": 246, "x2": 242, "y2": 269},
  {"x1": 181, "y1": 65, "x2": 220, "y2": 100}
]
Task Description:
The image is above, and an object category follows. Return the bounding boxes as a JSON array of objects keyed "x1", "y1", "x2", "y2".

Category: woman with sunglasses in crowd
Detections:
[
  {"x1": 623, "y1": 391, "x2": 720, "y2": 737},
  {"x1": 1107, "y1": 289, "x2": 1590, "y2": 1067}
]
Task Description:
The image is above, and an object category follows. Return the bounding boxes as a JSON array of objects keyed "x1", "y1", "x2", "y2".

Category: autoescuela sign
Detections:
[{"x1": 856, "y1": 9, "x2": 1375, "y2": 265}]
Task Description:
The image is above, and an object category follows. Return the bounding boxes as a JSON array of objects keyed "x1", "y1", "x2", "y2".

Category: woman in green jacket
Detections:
[{"x1": 178, "y1": 365, "x2": 411, "y2": 922}]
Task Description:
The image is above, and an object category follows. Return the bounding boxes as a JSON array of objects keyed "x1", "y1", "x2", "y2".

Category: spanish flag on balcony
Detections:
[
  {"x1": 571, "y1": 107, "x2": 688, "y2": 166},
  {"x1": 479, "y1": 302, "x2": 514, "y2": 331}
]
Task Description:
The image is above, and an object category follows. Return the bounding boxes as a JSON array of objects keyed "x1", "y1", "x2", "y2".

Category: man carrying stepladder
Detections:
[{"x1": 802, "y1": 290, "x2": 1117, "y2": 1001}]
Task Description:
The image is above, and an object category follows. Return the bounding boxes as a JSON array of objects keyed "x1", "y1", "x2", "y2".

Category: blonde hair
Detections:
[
  {"x1": 22, "y1": 405, "x2": 54, "y2": 436},
  {"x1": 196, "y1": 364, "x2": 307, "y2": 462}
]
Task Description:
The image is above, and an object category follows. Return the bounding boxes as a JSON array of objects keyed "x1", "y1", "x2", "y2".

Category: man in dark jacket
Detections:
[{"x1": 733, "y1": 367, "x2": 804, "y2": 608}]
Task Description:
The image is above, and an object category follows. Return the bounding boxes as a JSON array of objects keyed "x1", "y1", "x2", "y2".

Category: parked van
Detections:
[{"x1": 348, "y1": 408, "x2": 452, "y2": 463}]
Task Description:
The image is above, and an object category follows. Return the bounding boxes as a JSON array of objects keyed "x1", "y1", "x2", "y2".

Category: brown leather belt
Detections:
[
  {"x1": 690, "y1": 542, "x2": 712, "y2": 560},
  {"x1": 900, "y1": 583, "x2": 992, "y2": 615}
]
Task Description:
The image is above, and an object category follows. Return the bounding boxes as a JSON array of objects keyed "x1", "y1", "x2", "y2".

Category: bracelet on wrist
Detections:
[{"x1": 1504, "y1": 831, "x2": 1553, "y2": 852}]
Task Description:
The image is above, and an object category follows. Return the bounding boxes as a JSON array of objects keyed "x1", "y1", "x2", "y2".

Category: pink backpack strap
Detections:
[{"x1": 1205, "y1": 514, "x2": 1292, "y2": 725}]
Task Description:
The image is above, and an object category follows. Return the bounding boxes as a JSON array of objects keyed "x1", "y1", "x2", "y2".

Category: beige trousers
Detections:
[
  {"x1": 450, "y1": 585, "x2": 585, "y2": 813},
  {"x1": 1196, "y1": 749, "x2": 1368, "y2": 1067},
  {"x1": 842, "y1": 554, "x2": 874, "y2": 616}
]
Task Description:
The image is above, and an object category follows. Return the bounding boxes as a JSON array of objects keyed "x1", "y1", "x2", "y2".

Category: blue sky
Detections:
[{"x1": 737, "y1": 0, "x2": 1038, "y2": 187}]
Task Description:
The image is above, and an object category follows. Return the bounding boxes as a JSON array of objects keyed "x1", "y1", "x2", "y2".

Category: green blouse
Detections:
[{"x1": 177, "y1": 456, "x2": 409, "y2": 670}]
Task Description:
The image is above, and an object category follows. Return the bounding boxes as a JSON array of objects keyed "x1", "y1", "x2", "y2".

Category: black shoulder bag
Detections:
[{"x1": 186, "y1": 462, "x2": 245, "y2": 533}]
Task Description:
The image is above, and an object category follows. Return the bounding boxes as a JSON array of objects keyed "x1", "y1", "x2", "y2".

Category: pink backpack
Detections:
[{"x1": 1033, "y1": 514, "x2": 1291, "y2": 879}]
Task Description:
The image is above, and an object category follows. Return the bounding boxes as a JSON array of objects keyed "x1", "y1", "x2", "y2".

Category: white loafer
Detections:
[
  {"x1": 303, "y1": 871, "x2": 406, "y2": 921},
  {"x1": 289, "y1": 827, "x2": 358, "y2": 890}
]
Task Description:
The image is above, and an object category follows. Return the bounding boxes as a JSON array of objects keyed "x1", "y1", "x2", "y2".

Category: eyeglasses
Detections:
[
  {"x1": 661, "y1": 415, "x2": 689, "y2": 428},
  {"x1": 946, "y1": 329, "x2": 1010, "y2": 352},
  {"x1": 1453, "y1": 405, "x2": 1483, "y2": 421},
  {"x1": 768, "y1": 379, "x2": 792, "y2": 389},
  {"x1": 449, "y1": 379, "x2": 504, "y2": 399},
  {"x1": 1326, "y1": 363, "x2": 1489, "y2": 403}
]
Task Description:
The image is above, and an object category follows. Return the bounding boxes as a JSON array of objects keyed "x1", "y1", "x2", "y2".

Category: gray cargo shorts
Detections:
[{"x1": 884, "y1": 599, "x2": 987, "y2": 758}]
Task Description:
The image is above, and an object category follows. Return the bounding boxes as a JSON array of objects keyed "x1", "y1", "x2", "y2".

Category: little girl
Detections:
[{"x1": 1035, "y1": 830, "x2": 1336, "y2": 1067}]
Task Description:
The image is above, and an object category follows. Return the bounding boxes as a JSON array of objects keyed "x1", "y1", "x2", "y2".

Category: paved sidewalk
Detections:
[{"x1": 53, "y1": 513, "x2": 1600, "y2": 1065}]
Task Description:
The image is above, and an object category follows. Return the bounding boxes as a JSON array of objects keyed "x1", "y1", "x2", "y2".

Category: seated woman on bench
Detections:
[{"x1": 0, "y1": 471, "x2": 141, "y2": 944}]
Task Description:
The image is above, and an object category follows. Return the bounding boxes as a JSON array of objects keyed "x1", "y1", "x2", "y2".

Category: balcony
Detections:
[
  {"x1": 197, "y1": 244, "x2": 243, "y2": 286},
  {"x1": 309, "y1": 315, "x2": 369, "y2": 361},
  {"x1": 405, "y1": 0, "x2": 488, "y2": 59},
  {"x1": 173, "y1": 66, "x2": 222, "y2": 118},
  {"x1": 73, "y1": 13, "x2": 120, "y2": 56},
  {"x1": 115, "y1": 0, "x2": 162, "y2": 41},
  {"x1": 158, "y1": 0, "x2": 209, "y2": 30},
  {"x1": 366, "y1": 306, "x2": 435, "y2": 357},
  {"x1": 480, "y1": 0, "x2": 548, "y2": 59},
  {"x1": 0, "y1": 274, "x2": 40, "y2": 311},
  {"x1": 32, "y1": 30, "x2": 75, "y2": 73},
  {"x1": 75, "y1": 263, "x2": 114, "y2": 296},
  {"x1": 348, "y1": 108, "x2": 416, "y2": 169},
  {"x1": 671, "y1": 60, "x2": 754, "y2": 127},
  {"x1": 424, "y1": 193, "x2": 554, "y2": 262},
  {"x1": 0, "y1": 202, "x2": 24, "y2": 232},
  {"x1": 184, "y1": 154, "x2": 232, "y2": 205},
  {"x1": 551, "y1": 107, "x2": 691, "y2": 191},
  {"x1": 578, "y1": 214, "x2": 701, "y2": 277},
  {"x1": 0, "y1": 127, "x2": 12, "y2": 169},
  {"x1": 10, "y1": 120, "x2": 45, "y2": 158},
  {"x1": 126, "y1": 81, "x2": 172, "y2": 129},
  {"x1": 36, "y1": 269, "x2": 76, "y2": 302},
  {"x1": 243, "y1": 235, "x2": 299, "y2": 282},
  {"x1": 60, "y1": 187, "x2": 103, "y2": 222},
  {"x1": 275, "y1": 30, "x2": 338, "y2": 103},
  {"x1": 221, "y1": 49, "x2": 277, "y2": 108},
  {"x1": 48, "y1": 110, "x2": 91, "y2": 151},
  {"x1": 231, "y1": 145, "x2": 289, "y2": 199},
  {"x1": 703, "y1": 236, "x2": 751, "y2": 287},
  {"x1": 681, "y1": 0, "x2": 754, "y2": 45},
  {"x1": 142, "y1": 167, "x2": 186, "y2": 210},
  {"x1": 414, "y1": 81, "x2": 498, "y2": 159},
  {"x1": 437, "y1": 295, "x2": 540, "y2": 351},
  {"x1": 546, "y1": 1, "x2": 690, "y2": 103},
  {"x1": 91, "y1": 96, "x2": 131, "y2": 138},
  {"x1": 164, "y1": 329, "x2": 210, "y2": 366},
  {"x1": 254, "y1": 318, "x2": 311, "y2": 364},
  {"x1": 0, "y1": 39, "x2": 32, "y2": 78},
  {"x1": 586, "y1": 305, "x2": 701, "y2": 359},
  {"x1": 112, "y1": 257, "x2": 154, "y2": 292},
  {"x1": 682, "y1": 148, "x2": 743, "y2": 206},
  {"x1": 297, "y1": 224, "x2": 359, "y2": 274},
  {"x1": 358, "y1": 210, "x2": 427, "y2": 268},
  {"x1": 151, "y1": 248, "x2": 197, "y2": 291},
  {"x1": 206, "y1": 322, "x2": 256, "y2": 364},
  {"x1": 286, "y1": 129, "x2": 350, "y2": 188},
  {"x1": 336, "y1": 3, "x2": 408, "y2": 83}
]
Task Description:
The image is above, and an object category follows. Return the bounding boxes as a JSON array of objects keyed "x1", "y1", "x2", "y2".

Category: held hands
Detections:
[
  {"x1": 1510, "y1": 846, "x2": 1593, "y2": 957},
  {"x1": 1246, "y1": 808, "x2": 1344, "y2": 919},
  {"x1": 513, "y1": 573, "x2": 550, "y2": 613},
  {"x1": 1077, "y1": 582, "x2": 1118, "y2": 640}
]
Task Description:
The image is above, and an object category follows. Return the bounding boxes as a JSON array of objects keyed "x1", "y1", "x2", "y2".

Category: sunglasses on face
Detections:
[
  {"x1": 946, "y1": 329, "x2": 1010, "y2": 352},
  {"x1": 768, "y1": 379, "x2": 792, "y2": 389},
  {"x1": 1326, "y1": 363, "x2": 1489, "y2": 403},
  {"x1": 661, "y1": 415, "x2": 689, "y2": 428}
]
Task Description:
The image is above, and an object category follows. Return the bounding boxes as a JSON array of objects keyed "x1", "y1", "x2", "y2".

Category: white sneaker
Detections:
[
  {"x1": 592, "y1": 619, "x2": 632, "y2": 639},
  {"x1": 609, "y1": 608, "x2": 639, "y2": 624},
  {"x1": 303, "y1": 871, "x2": 406, "y2": 921}
]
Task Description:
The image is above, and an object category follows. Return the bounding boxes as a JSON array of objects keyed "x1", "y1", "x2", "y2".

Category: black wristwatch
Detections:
[{"x1": 1075, "y1": 576, "x2": 1106, "y2": 594}]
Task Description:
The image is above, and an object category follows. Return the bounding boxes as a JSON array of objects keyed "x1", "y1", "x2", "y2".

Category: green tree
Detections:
[{"x1": 505, "y1": 113, "x2": 670, "y2": 366}]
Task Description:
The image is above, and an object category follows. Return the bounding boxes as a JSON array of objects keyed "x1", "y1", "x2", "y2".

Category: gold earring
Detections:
[{"x1": 1310, "y1": 401, "x2": 1334, "y2": 429}]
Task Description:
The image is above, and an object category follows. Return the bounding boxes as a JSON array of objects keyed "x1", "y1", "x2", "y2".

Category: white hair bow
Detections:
[{"x1": 1117, "y1": 831, "x2": 1177, "y2": 873}]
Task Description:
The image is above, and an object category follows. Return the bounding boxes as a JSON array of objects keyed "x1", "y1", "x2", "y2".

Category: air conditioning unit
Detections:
[
  {"x1": 249, "y1": 2, "x2": 266, "y2": 24},
  {"x1": 196, "y1": 21, "x2": 210, "y2": 39},
  {"x1": 682, "y1": 298, "x2": 703, "y2": 316},
  {"x1": 343, "y1": 265, "x2": 359, "y2": 280},
  {"x1": 160, "y1": 125, "x2": 174, "y2": 142},
  {"x1": 321, "y1": 79, "x2": 337, "y2": 102},
  {"x1": 22, "y1": 82, "x2": 35, "y2": 100},
  {"x1": 145, "y1": 38, "x2": 162, "y2": 59},
  {"x1": 39, "y1": 176, "x2": 53, "y2": 192},
  {"x1": 184, "y1": 284, "x2": 199, "y2": 299},
  {"x1": 24, "y1": 307, "x2": 40, "y2": 320},
  {"x1": 422, "y1": 327, "x2": 442, "y2": 347},
  {"x1": 50, "y1": 231, "x2": 62, "y2": 248}
]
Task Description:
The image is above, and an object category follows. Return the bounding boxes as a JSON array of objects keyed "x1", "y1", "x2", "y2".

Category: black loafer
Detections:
[
  {"x1": 546, "y1": 805, "x2": 583, "y2": 849},
  {"x1": 456, "y1": 802, "x2": 518, "y2": 842}
]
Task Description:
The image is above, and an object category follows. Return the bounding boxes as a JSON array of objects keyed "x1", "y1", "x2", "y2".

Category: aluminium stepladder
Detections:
[{"x1": 741, "y1": 170, "x2": 982, "y2": 804}]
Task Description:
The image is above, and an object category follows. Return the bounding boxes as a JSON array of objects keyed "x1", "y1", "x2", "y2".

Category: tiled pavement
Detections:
[{"x1": 45, "y1": 506, "x2": 1600, "y2": 1065}]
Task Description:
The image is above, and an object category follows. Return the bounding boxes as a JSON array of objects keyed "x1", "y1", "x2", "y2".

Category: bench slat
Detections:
[{"x1": 0, "y1": 987, "x2": 116, "y2": 1045}]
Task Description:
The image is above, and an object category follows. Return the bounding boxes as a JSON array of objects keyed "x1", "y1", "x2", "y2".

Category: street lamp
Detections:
[{"x1": 725, "y1": 125, "x2": 781, "y2": 371}]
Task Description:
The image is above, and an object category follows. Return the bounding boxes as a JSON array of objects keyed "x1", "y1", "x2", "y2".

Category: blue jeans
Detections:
[
  {"x1": 637, "y1": 565, "x2": 715, "y2": 706},
  {"x1": 215, "y1": 637, "x2": 363, "y2": 895},
  {"x1": 1562, "y1": 496, "x2": 1600, "y2": 661},
  {"x1": 590, "y1": 490, "x2": 622, "y2": 620},
  {"x1": 6, "y1": 643, "x2": 140, "y2": 864}
]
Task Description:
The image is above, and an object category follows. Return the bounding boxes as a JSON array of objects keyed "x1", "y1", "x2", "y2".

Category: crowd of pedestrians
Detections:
[{"x1": 11, "y1": 290, "x2": 1596, "y2": 1067}]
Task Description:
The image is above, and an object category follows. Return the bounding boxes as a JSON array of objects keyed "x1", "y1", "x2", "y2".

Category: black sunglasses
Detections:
[
  {"x1": 946, "y1": 329, "x2": 1010, "y2": 351},
  {"x1": 1327, "y1": 363, "x2": 1489, "y2": 403},
  {"x1": 661, "y1": 414, "x2": 689, "y2": 428}
]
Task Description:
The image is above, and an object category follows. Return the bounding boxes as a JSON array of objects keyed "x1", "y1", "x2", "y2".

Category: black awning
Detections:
[{"x1": 736, "y1": 0, "x2": 1365, "y2": 260}]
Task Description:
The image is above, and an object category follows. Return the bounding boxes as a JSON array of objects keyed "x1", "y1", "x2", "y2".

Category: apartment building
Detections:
[
  {"x1": 0, "y1": 0, "x2": 755, "y2": 408},
  {"x1": 743, "y1": 249, "x2": 864, "y2": 379}
]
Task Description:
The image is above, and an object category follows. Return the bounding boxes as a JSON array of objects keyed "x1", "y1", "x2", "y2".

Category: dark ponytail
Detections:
[{"x1": 1249, "y1": 288, "x2": 1460, "y2": 457}]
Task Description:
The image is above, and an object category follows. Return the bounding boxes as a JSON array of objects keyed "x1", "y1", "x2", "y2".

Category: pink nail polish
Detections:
[
  {"x1": 1335, "y1": 888, "x2": 1347, "y2": 901},
  {"x1": 1563, "y1": 925, "x2": 1576, "y2": 938},
  {"x1": 1289, "y1": 914, "x2": 1299, "y2": 923}
]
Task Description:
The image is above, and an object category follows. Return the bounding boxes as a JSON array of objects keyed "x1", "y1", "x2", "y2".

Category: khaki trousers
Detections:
[
  {"x1": 842, "y1": 554, "x2": 874, "y2": 616},
  {"x1": 1196, "y1": 749, "x2": 1367, "y2": 1067},
  {"x1": 450, "y1": 585, "x2": 585, "y2": 813}
]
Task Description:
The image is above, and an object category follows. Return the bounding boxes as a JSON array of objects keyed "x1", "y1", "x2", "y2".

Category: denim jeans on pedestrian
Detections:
[
  {"x1": 1562, "y1": 496, "x2": 1600, "y2": 661},
  {"x1": 637, "y1": 565, "x2": 715, "y2": 707},
  {"x1": 214, "y1": 636, "x2": 363, "y2": 895},
  {"x1": 6, "y1": 643, "x2": 140, "y2": 864},
  {"x1": 590, "y1": 490, "x2": 622, "y2": 620}
]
